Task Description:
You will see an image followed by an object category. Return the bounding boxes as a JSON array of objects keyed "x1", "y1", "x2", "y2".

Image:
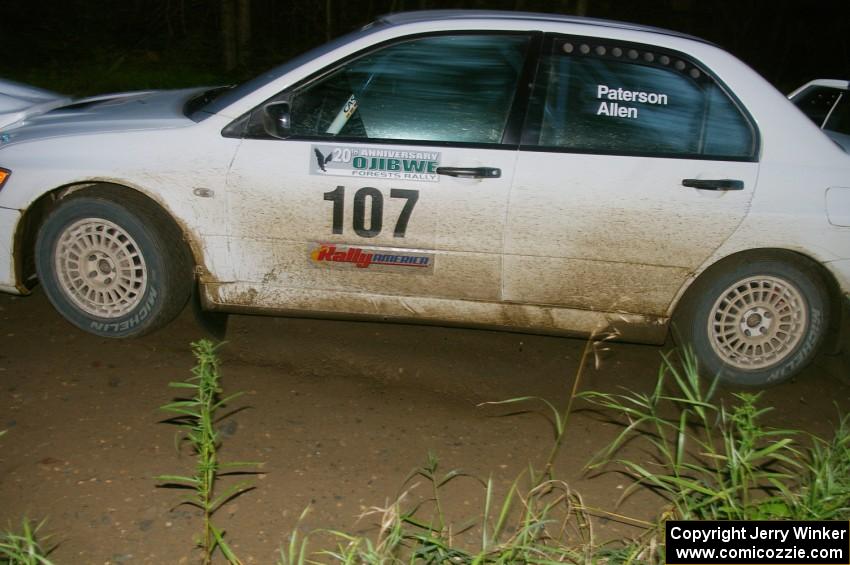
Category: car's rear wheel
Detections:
[
  {"x1": 675, "y1": 255, "x2": 829, "y2": 386},
  {"x1": 35, "y1": 191, "x2": 192, "y2": 338}
]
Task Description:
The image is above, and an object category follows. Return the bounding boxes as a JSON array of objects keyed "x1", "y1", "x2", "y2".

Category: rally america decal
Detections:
[
  {"x1": 310, "y1": 144, "x2": 441, "y2": 183},
  {"x1": 309, "y1": 243, "x2": 435, "y2": 275}
]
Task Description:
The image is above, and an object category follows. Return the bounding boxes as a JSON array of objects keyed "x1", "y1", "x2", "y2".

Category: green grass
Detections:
[
  {"x1": 276, "y1": 332, "x2": 656, "y2": 564},
  {"x1": 278, "y1": 468, "x2": 607, "y2": 564},
  {"x1": 793, "y1": 409, "x2": 850, "y2": 519},
  {"x1": 0, "y1": 518, "x2": 54, "y2": 565},
  {"x1": 276, "y1": 343, "x2": 850, "y2": 564},
  {"x1": 3, "y1": 340, "x2": 849, "y2": 563},
  {"x1": 0, "y1": 433, "x2": 54, "y2": 565},
  {"x1": 581, "y1": 347, "x2": 850, "y2": 522}
]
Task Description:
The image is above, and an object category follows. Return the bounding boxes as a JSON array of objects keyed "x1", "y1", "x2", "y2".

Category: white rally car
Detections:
[{"x1": 0, "y1": 11, "x2": 848, "y2": 386}]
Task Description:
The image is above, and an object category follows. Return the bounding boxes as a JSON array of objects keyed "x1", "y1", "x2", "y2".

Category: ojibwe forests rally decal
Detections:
[
  {"x1": 310, "y1": 144, "x2": 441, "y2": 183},
  {"x1": 308, "y1": 243, "x2": 435, "y2": 275}
]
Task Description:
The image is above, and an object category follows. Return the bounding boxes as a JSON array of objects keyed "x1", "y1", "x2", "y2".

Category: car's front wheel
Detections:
[
  {"x1": 35, "y1": 191, "x2": 192, "y2": 338},
  {"x1": 675, "y1": 255, "x2": 829, "y2": 386}
]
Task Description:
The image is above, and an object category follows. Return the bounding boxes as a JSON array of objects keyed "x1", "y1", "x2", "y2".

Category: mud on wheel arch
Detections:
[{"x1": 29, "y1": 184, "x2": 194, "y2": 339}]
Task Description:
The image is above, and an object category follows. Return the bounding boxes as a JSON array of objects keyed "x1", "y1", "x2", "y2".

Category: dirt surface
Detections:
[{"x1": 1, "y1": 289, "x2": 849, "y2": 564}]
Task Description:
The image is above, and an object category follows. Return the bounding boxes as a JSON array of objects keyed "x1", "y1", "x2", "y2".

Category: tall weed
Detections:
[{"x1": 157, "y1": 340, "x2": 258, "y2": 565}]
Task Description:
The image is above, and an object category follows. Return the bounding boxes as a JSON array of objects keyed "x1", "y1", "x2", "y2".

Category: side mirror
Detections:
[{"x1": 262, "y1": 101, "x2": 291, "y2": 139}]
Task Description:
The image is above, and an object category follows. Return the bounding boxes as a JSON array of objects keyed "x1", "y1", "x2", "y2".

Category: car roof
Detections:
[{"x1": 377, "y1": 9, "x2": 713, "y2": 46}]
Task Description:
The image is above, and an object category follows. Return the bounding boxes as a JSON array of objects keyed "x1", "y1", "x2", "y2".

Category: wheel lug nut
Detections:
[
  {"x1": 88, "y1": 254, "x2": 97, "y2": 261},
  {"x1": 88, "y1": 271, "x2": 98, "y2": 278}
]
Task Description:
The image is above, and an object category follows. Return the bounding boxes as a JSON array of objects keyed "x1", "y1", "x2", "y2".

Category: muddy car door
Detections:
[
  {"x1": 505, "y1": 35, "x2": 759, "y2": 319},
  {"x1": 222, "y1": 33, "x2": 535, "y2": 319}
]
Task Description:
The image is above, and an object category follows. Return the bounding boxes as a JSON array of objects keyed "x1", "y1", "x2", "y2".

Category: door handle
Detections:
[
  {"x1": 682, "y1": 178, "x2": 744, "y2": 191},
  {"x1": 436, "y1": 167, "x2": 501, "y2": 179}
]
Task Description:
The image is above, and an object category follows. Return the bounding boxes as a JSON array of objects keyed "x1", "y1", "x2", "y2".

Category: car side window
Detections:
[
  {"x1": 523, "y1": 37, "x2": 756, "y2": 159},
  {"x1": 287, "y1": 34, "x2": 530, "y2": 144}
]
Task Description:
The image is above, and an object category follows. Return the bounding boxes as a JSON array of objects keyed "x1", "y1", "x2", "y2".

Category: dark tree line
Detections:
[{"x1": 0, "y1": 0, "x2": 848, "y2": 93}]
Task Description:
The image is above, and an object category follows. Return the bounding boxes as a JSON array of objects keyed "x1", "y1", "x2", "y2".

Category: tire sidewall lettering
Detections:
[
  {"x1": 763, "y1": 306, "x2": 822, "y2": 384},
  {"x1": 88, "y1": 285, "x2": 160, "y2": 334}
]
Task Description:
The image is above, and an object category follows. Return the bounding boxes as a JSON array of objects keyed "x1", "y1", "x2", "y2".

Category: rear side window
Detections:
[
  {"x1": 288, "y1": 34, "x2": 530, "y2": 144},
  {"x1": 523, "y1": 37, "x2": 757, "y2": 160}
]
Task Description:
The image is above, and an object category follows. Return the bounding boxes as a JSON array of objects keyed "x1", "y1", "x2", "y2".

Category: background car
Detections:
[
  {"x1": 0, "y1": 78, "x2": 70, "y2": 130},
  {"x1": 789, "y1": 79, "x2": 850, "y2": 151},
  {"x1": 0, "y1": 11, "x2": 848, "y2": 387}
]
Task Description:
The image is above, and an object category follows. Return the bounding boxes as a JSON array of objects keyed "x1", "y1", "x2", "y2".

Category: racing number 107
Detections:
[{"x1": 323, "y1": 185, "x2": 419, "y2": 238}]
